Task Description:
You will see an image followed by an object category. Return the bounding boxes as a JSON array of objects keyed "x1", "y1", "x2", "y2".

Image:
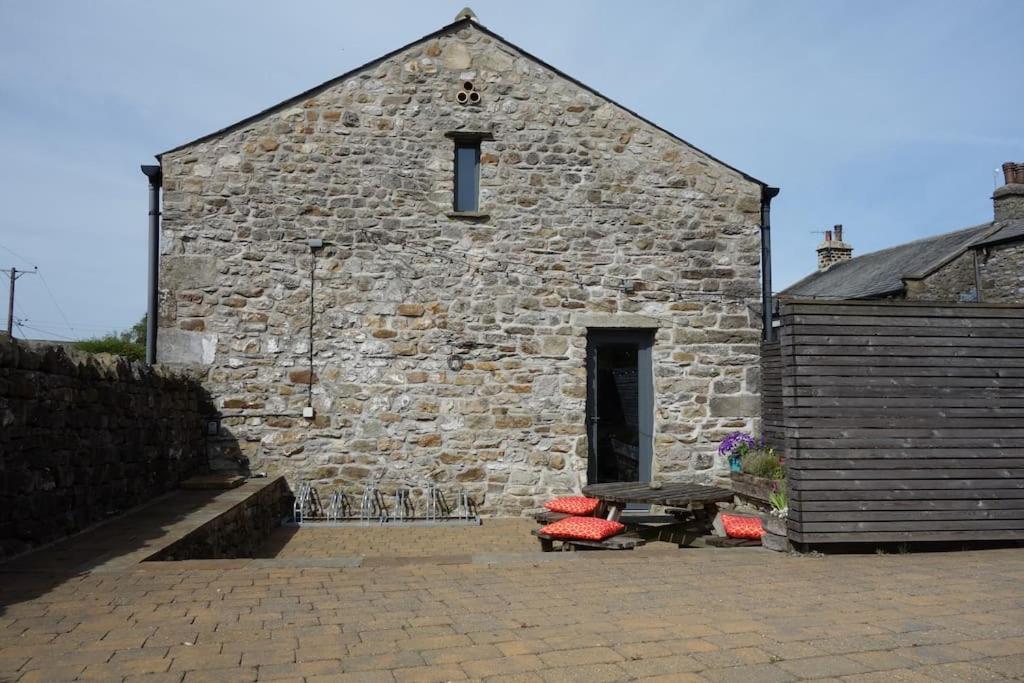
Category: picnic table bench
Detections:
[{"x1": 534, "y1": 481, "x2": 735, "y2": 551}]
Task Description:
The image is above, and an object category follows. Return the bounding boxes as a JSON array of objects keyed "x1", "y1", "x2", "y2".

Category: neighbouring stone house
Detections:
[
  {"x1": 782, "y1": 162, "x2": 1024, "y2": 304},
  {"x1": 152, "y1": 11, "x2": 774, "y2": 514}
]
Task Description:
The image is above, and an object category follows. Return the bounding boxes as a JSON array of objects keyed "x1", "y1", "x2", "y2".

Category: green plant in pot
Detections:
[{"x1": 762, "y1": 479, "x2": 788, "y2": 536}]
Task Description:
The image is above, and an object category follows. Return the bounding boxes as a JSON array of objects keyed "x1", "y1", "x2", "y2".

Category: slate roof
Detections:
[
  {"x1": 973, "y1": 219, "x2": 1024, "y2": 247},
  {"x1": 781, "y1": 223, "x2": 998, "y2": 300}
]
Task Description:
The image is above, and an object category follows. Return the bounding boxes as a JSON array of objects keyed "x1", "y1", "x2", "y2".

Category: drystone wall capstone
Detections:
[
  {"x1": 906, "y1": 251, "x2": 979, "y2": 303},
  {"x1": 158, "y1": 23, "x2": 765, "y2": 515},
  {"x1": 0, "y1": 337, "x2": 208, "y2": 558}
]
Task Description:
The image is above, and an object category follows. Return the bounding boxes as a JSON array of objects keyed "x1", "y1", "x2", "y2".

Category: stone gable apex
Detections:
[{"x1": 155, "y1": 17, "x2": 765, "y2": 187}]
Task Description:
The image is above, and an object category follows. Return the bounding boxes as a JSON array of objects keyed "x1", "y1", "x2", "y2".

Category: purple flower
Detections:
[{"x1": 718, "y1": 431, "x2": 756, "y2": 456}]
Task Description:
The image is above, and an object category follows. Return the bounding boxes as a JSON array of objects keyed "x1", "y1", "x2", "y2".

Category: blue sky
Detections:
[{"x1": 1, "y1": 0, "x2": 1021, "y2": 340}]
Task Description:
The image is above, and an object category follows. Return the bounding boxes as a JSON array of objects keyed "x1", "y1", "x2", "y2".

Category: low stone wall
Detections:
[
  {"x1": 146, "y1": 476, "x2": 292, "y2": 560},
  {"x1": 0, "y1": 337, "x2": 208, "y2": 559}
]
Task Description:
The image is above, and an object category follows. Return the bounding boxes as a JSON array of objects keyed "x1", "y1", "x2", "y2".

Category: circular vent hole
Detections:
[
  {"x1": 463, "y1": 81, "x2": 475, "y2": 91},
  {"x1": 468, "y1": 91, "x2": 481, "y2": 104},
  {"x1": 456, "y1": 91, "x2": 469, "y2": 104}
]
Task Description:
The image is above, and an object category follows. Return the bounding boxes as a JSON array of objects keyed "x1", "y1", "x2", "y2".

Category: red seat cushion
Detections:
[
  {"x1": 721, "y1": 514, "x2": 763, "y2": 540},
  {"x1": 538, "y1": 516, "x2": 625, "y2": 542},
  {"x1": 544, "y1": 496, "x2": 601, "y2": 516}
]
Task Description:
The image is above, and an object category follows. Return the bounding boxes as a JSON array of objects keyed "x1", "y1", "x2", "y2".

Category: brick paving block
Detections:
[
  {"x1": 759, "y1": 640, "x2": 827, "y2": 661},
  {"x1": 341, "y1": 651, "x2": 426, "y2": 673},
  {"x1": 838, "y1": 670, "x2": 938, "y2": 682},
  {"x1": 496, "y1": 640, "x2": 553, "y2": 657},
  {"x1": 256, "y1": 659, "x2": 344, "y2": 680},
  {"x1": 538, "y1": 662, "x2": 630, "y2": 682},
  {"x1": 702, "y1": 663, "x2": 798, "y2": 683},
  {"x1": 480, "y1": 674, "x2": 544, "y2": 683},
  {"x1": 775, "y1": 654, "x2": 873, "y2": 679},
  {"x1": 170, "y1": 652, "x2": 243, "y2": 671},
  {"x1": 615, "y1": 639, "x2": 715, "y2": 660},
  {"x1": 16, "y1": 665, "x2": 87, "y2": 683},
  {"x1": 538, "y1": 646, "x2": 625, "y2": 668},
  {"x1": 631, "y1": 675, "x2": 708, "y2": 683},
  {"x1": 347, "y1": 640, "x2": 403, "y2": 657},
  {"x1": 181, "y1": 666, "x2": 258, "y2": 683},
  {"x1": 396, "y1": 634, "x2": 474, "y2": 651},
  {"x1": 294, "y1": 646, "x2": 347, "y2": 663},
  {"x1": 693, "y1": 646, "x2": 773, "y2": 669},
  {"x1": 893, "y1": 644, "x2": 986, "y2": 665},
  {"x1": 461, "y1": 654, "x2": 545, "y2": 678},
  {"x1": 960, "y1": 637, "x2": 1024, "y2": 657},
  {"x1": 845, "y1": 650, "x2": 922, "y2": 672},
  {"x1": 914, "y1": 662, "x2": 1005, "y2": 681},
  {"x1": 306, "y1": 673, "x2": 395, "y2": 683},
  {"x1": 419, "y1": 643, "x2": 503, "y2": 664},
  {"x1": 976, "y1": 654, "x2": 1024, "y2": 678},
  {"x1": 122, "y1": 674, "x2": 187, "y2": 683},
  {"x1": 391, "y1": 664, "x2": 468, "y2": 682},
  {"x1": 240, "y1": 649, "x2": 296, "y2": 667},
  {"x1": 619, "y1": 653, "x2": 704, "y2": 678}
]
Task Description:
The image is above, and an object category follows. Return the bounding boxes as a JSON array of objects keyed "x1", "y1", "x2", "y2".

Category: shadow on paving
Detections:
[{"x1": 0, "y1": 488, "x2": 226, "y2": 616}]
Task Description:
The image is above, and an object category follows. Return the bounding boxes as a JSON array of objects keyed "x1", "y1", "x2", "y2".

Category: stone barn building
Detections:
[{"x1": 150, "y1": 12, "x2": 775, "y2": 515}]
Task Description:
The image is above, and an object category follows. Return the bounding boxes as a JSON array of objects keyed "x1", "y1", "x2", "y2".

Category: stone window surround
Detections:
[{"x1": 445, "y1": 130, "x2": 494, "y2": 220}]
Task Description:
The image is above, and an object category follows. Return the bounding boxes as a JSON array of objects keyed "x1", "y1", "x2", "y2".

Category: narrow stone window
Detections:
[{"x1": 453, "y1": 139, "x2": 480, "y2": 212}]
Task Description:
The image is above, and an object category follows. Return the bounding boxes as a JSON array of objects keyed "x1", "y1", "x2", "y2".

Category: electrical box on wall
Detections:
[{"x1": 302, "y1": 406, "x2": 315, "y2": 419}]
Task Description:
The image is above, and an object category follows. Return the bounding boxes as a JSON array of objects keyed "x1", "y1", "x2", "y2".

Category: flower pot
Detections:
[
  {"x1": 729, "y1": 472, "x2": 775, "y2": 505},
  {"x1": 760, "y1": 514, "x2": 786, "y2": 536}
]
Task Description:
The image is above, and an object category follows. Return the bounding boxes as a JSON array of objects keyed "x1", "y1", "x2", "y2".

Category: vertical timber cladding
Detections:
[
  {"x1": 779, "y1": 299, "x2": 1024, "y2": 544},
  {"x1": 760, "y1": 341, "x2": 784, "y2": 449}
]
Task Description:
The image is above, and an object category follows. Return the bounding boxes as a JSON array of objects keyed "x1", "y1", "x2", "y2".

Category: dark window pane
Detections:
[{"x1": 454, "y1": 141, "x2": 480, "y2": 212}]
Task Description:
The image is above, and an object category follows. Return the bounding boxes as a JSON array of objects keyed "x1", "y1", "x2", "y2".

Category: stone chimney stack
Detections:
[
  {"x1": 994, "y1": 162, "x2": 1024, "y2": 222},
  {"x1": 816, "y1": 224, "x2": 854, "y2": 272}
]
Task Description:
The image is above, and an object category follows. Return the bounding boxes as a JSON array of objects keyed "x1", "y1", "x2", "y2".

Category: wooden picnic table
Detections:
[
  {"x1": 533, "y1": 482, "x2": 736, "y2": 552},
  {"x1": 582, "y1": 481, "x2": 735, "y2": 521}
]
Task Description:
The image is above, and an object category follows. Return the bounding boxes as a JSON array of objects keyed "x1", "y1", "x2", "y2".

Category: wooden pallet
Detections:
[
  {"x1": 531, "y1": 528, "x2": 645, "y2": 552},
  {"x1": 703, "y1": 535, "x2": 761, "y2": 548}
]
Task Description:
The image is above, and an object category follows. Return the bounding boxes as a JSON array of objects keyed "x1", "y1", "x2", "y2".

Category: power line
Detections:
[
  {"x1": 17, "y1": 323, "x2": 75, "y2": 341},
  {"x1": 0, "y1": 242, "x2": 37, "y2": 267},
  {"x1": 35, "y1": 271, "x2": 78, "y2": 338},
  {"x1": 0, "y1": 241, "x2": 82, "y2": 338}
]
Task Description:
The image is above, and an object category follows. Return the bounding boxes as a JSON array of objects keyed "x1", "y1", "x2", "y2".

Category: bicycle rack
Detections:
[{"x1": 291, "y1": 478, "x2": 479, "y2": 526}]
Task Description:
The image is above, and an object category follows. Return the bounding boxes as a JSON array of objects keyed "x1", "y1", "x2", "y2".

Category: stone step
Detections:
[{"x1": 180, "y1": 474, "x2": 247, "y2": 491}]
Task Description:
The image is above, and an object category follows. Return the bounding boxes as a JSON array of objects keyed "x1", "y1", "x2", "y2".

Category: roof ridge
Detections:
[
  {"x1": 153, "y1": 16, "x2": 768, "y2": 187},
  {"x1": 848, "y1": 221, "x2": 992, "y2": 262}
]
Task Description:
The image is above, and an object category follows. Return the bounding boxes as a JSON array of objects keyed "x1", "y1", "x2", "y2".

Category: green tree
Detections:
[{"x1": 74, "y1": 315, "x2": 147, "y2": 361}]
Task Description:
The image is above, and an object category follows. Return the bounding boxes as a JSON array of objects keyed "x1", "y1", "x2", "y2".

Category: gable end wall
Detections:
[{"x1": 157, "y1": 25, "x2": 764, "y2": 514}]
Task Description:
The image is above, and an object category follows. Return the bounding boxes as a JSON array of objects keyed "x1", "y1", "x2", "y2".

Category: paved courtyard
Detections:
[{"x1": 2, "y1": 508, "x2": 1024, "y2": 683}]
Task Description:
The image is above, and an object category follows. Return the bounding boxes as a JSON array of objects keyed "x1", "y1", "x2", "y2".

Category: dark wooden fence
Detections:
[
  {"x1": 777, "y1": 299, "x2": 1024, "y2": 545},
  {"x1": 760, "y1": 341, "x2": 784, "y2": 449}
]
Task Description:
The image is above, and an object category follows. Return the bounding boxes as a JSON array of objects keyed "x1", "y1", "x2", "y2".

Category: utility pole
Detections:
[{"x1": 3, "y1": 266, "x2": 37, "y2": 337}]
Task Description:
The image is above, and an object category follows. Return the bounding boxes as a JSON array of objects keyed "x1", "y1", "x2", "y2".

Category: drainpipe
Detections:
[
  {"x1": 141, "y1": 164, "x2": 162, "y2": 365},
  {"x1": 760, "y1": 186, "x2": 781, "y2": 342}
]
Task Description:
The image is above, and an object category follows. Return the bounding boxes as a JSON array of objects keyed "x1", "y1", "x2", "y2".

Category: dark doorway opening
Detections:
[{"x1": 586, "y1": 329, "x2": 654, "y2": 485}]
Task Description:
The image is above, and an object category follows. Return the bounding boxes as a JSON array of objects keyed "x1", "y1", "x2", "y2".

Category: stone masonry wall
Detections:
[
  {"x1": 158, "y1": 23, "x2": 764, "y2": 515},
  {"x1": 905, "y1": 251, "x2": 979, "y2": 302},
  {"x1": 0, "y1": 337, "x2": 207, "y2": 559},
  {"x1": 979, "y1": 241, "x2": 1024, "y2": 303}
]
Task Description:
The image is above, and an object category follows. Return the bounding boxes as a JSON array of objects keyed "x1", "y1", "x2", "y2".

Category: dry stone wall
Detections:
[
  {"x1": 979, "y1": 241, "x2": 1024, "y2": 303},
  {"x1": 158, "y1": 23, "x2": 764, "y2": 515},
  {"x1": 906, "y1": 251, "x2": 979, "y2": 303},
  {"x1": 0, "y1": 337, "x2": 207, "y2": 559}
]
